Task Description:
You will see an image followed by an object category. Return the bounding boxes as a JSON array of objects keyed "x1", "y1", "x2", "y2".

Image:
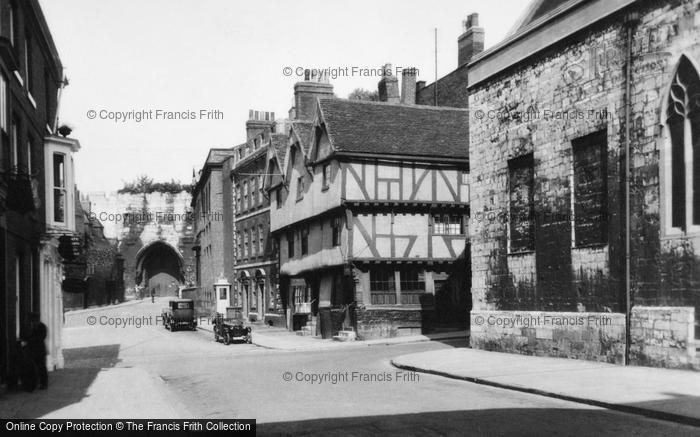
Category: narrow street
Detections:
[{"x1": 43, "y1": 300, "x2": 696, "y2": 435}]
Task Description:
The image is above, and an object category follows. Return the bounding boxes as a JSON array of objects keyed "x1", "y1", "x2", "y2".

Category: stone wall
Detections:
[
  {"x1": 630, "y1": 306, "x2": 698, "y2": 370},
  {"x1": 355, "y1": 307, "x2": 428, "y2": 340},
  {"x1": 471, "y1": 307, "x2": 699, "y2": 370},
  {"x1": 467, "y1": 0, "x2": 700, "y2": 368},
  {"x1": 85, "y1": 191, "x2": 195, "y2": 294},
  {"x1": 470, "y1": 310, "x2": 626, "y2": 363}
]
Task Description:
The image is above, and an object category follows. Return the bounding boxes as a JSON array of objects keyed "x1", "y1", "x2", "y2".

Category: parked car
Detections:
[
  {"x1": 162, "y1": 299, "x2": 197, "y2": 331},
  {"x1": 212, "y1": 313, "x2": 251, "y2": 344}
]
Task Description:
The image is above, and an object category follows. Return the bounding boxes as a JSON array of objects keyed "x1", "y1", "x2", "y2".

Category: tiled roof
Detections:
[
  {"x1": 291, "y1": 121, "x2": 314, "y2": 154},
  {"x1": 318, "y1": 99, "x2": 468, "y2": 160},
  {"x1": 270, "y1": 133, "x2": 288, "y2": 165}
]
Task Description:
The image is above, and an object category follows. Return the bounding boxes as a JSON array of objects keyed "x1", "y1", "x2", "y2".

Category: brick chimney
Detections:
[
  {"x1": 246, "y1": 110, "x2": 275, "y2": 141},
  {"x1": 293, "y1": 70, "x2": 334, "y2": 120},
  {"x1": 378, "y1": 64, "x2": 400, "y2": 104},
  {"x1": 400, "y1": 67, "x2": 417, "y2": 105},
  {"x1": 458, "y1": 13, "x2": 484, "y2": 67}
]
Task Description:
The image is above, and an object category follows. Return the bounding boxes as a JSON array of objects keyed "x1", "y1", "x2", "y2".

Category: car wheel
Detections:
[
  {"x1": 214, "y1": 333, "x2": 219, "y2": 342},
  {"x1": 224, "y1": 333, "x2": 231, "y2": 345}
]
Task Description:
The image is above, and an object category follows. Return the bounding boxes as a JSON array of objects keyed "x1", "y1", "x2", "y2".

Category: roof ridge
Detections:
[{"x1": 320, "y1": 97, "x2": 469, "y2": 112}]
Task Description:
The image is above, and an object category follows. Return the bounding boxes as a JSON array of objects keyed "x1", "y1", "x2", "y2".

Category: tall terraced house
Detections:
[{"x1": 1, "y1": 0, "x2": 79, "y2": 382}]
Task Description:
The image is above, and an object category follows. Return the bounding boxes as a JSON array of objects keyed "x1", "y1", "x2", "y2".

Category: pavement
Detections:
[
  {"x1": 196, "y1": 318, "x2": 468, "y2": 351},
  {"x1": 0, "y1": 366, "x2": 186, "y2": 419},
  {"x1": 391, "y1": 348, "x2": 700, "y2": 427}
]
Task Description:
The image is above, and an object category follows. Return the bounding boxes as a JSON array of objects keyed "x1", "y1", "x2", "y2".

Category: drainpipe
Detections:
[
  {"x1": 53, "y1": 72, "x2": 68, "y2": 134},
  {"x1": 623, "y1": 11, "x2": 639, "y2": 366}
]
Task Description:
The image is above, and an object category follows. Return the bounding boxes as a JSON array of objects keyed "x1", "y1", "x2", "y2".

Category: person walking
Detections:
[{"x1": 24, "y1": 312, "x2": 48, "y2": 390}]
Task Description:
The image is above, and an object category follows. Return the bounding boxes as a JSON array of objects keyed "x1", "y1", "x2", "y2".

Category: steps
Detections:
[{"x1": 296, "y1": 315, "x2": 317, "y2": 336}]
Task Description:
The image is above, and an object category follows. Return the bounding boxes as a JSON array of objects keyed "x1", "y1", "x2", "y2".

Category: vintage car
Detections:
[
  {"x1": 162, "y1": 299, "x2": 197, "y2": 331},
  {"x1": 212, "y1": 313, "x2": 252, "y2": 344}
]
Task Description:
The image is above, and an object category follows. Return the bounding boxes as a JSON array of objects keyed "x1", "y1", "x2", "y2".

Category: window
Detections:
[
  {"x1": 322, "y1": 163, "x2": 331, "y2": 189},
  {"x1": 237, "y1": 232, "x2": 242, "y2": 259},
  {"x1": 258, "y1": 224, "x2": 264, "y2": 254},
  {"x1": 399, "y1": 268, "x2": 425, "y2": 304},
  {"x1": 508, "y1": 154, "x2": 535, "y2": 253},
  {"x1": 11, "y1": 117, "x2": 18, "y2": 171},
  {"x1": 0, "y1": 74, "x2": 7, "y2": 171},
  {"x1": 572, "y1": 130, "x2": 607, "y2": 246},
  {"x1": 301, "y1": 227, "x2": 309, "y2": 255},
  {"x1": 296, "y1": 176, "x2": 305, "y2": 200},
  {"x1": 275, "y1": 188, "x2": 282, "y2": 209},
  {"x1": 287, "y1": 231, "x2": 294, "y2": 258},
  {"x1": 244, "y1": 229, "x2": 249, "y2": 258},
  {"x1": 252, "y1": 177, "x2": 258, "y2": 207},
  {"x1": 10, "y1": 2, "x2": 18, "y2": 48},
  {"x1": 370, "y1": 267, "x2": 396, "y2": 305},
  {"x1": 399, "y1": 268, "x2": 425, "y2": 292},
  {"x1": 332, "y1": 218, "x2": 341, "y2": 247},
  {"x1": 25, "y1": 31, "x2": 33, "y2": 94},
  {"x1": 667, "y1": 57, "x2": 700, "y2": 230},
  {"x1": 243, "y1": 181, "x2": 249, "y2": 211},
  {"x1": 26, "y1": 138, "x2": 32, "y2": 175},
  {"x1": 235, "y1": 185, "x2": 242, "y2": 212},
  {"x1": 433, "y1": 214, "x2": 463, "y2": 235},
  {"x1": 251, "y1": 228, "x2": 257, "y2": 256},
  {"x1": 258, "y1": 174, "x2": 265, "y2": 205},
  {"x1": 53, "y1": 153, "x2": 66, "y2": 223}
]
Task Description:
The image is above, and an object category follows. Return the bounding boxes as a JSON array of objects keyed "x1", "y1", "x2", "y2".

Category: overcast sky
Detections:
[{"x1": 39, "y1": 0, "x2": 530, "y2": 193}]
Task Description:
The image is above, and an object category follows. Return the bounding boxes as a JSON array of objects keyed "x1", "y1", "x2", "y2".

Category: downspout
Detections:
[
  {"x1": 52, "y1": 72, "x2": 68, "y2": 134},
  {"x1": 623, "y1": 11, "x2": 639, "y2": 366}
]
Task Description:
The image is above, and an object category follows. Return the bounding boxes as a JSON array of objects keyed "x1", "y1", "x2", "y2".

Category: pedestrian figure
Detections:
[
  {"x1": 151, "y1": 288, "x2": 155, "y2": 303},
  {"x1": 24, "y1": 312, "x2": 48, "y2": 390}
]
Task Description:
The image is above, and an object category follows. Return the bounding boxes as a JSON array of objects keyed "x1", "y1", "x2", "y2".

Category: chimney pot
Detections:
[
  {"x1": 378, "y1": 63, "x2": 400, "y2": 104},
  {"x1": 400, "y1": 67, "x2": 417, "y2": 105},
  {"x1": 458, "y1": 12, "x2": 485, "y2": 67}
]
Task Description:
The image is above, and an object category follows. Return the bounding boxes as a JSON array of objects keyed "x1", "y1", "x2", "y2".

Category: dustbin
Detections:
[{"x1": 319, "y1": 307, "x2": 333, "y2": 339}]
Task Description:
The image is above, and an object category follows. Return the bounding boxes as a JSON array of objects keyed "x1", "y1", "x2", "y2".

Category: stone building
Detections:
[
  {"x1": 266, "y1": 74, "x2": 470, "y2": 339},
  {"x1": 468, "y1": 0, "x2": 700, "y2": 369},
  {"x1": 62, "y1": 198, "x2": 125, "y2": 310},
  {"x1": 0, "y1": 0, "x2": 77, "y2": 381},
  {"x1": 191, "y1": 149, "x2": 235, "y2": 314},
  {"x1": 85, "y1": 189, "x2": 196, "y2": 299},
  {"x1": 230, "y1": 111, "x2": 285, "y2": 325}
]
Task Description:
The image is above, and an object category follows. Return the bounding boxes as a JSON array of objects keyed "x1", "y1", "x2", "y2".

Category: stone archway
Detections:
[{"x1": 135, "y1": 241, "x2": 185, "y2": 297}]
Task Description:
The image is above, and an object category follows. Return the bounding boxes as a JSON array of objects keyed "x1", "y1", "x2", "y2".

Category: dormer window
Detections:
[
  {"x1": 322, "y1": 163, "x2": 330, "y2": 190},
  {"x1": 296, "y1": 176, "x2": 304, "y2": 201}
]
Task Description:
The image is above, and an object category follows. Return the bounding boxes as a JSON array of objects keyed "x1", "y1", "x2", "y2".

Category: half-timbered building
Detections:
[{"x1": 267, "y1": 84, "x2": 470, "y2": 339}]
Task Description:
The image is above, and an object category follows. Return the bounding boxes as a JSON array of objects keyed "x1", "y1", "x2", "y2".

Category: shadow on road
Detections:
[
  {"x1": 256, "y1": 407, "x2": 697, "y2": 436},
  {"x1": 1, "y1": 344, "x2": 120, "y2": 419}
]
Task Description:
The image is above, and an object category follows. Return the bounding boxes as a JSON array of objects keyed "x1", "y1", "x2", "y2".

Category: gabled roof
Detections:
[
  {"x1": 290, "y1": 121, "x2": 314, "y2": 154},
  {"x1": 316, "y1": 98, "x2": 468, "y2": 161},
  {"x1": 469, "y1": 0, "x2": 635, "y2": 88},
  {"x1": 507, "y1": 0, "x2": 574, "y2": 37},
  {"x1": 270, "y1": 133, "x2": 288, "y2": 165}
]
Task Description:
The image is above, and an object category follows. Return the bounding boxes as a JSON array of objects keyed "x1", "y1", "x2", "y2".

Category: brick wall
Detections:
[{"x1": 416, "y1": 66, "x2": 469, "y2": 108}]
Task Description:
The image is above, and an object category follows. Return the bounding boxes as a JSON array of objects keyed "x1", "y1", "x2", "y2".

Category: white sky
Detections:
[{"x1": 39, "y1": 0, "x2": 530, "y2": 192}]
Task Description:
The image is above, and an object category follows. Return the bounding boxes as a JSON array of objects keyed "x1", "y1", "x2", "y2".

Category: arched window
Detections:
[{"x1": 667, "y1": 57, "x2": 700, "y2": 230}]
